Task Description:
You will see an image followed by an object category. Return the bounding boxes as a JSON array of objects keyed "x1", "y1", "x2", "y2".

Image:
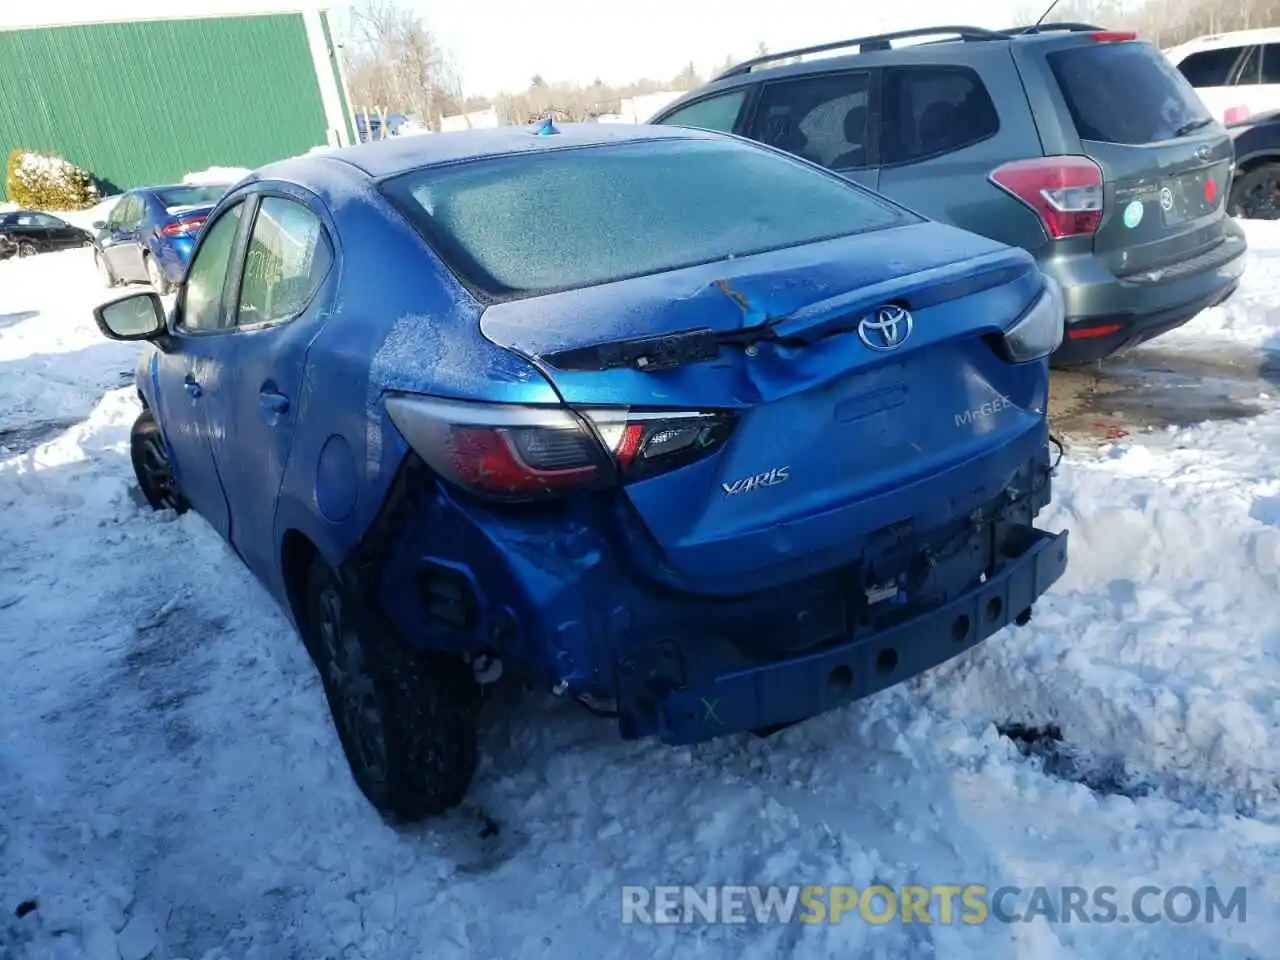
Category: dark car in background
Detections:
[
  {"x1": 652, "y1": 23, "x2": 1247, "y2": 366},
  {"x1": 0, "y1": 210, "x2": 94, "y2": 259},
  {"x1": 1224, "y1": 107, "x2": 1280, "y2": 218},
  {"x1": 91, "y1": 183, "x2": 232, "y2": 293}
]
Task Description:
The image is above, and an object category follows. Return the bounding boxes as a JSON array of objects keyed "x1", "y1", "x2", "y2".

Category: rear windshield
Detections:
[
  {"x1": 1048, "y1": 41, "x2": 1213, "y2": 145},
  {"x1": 155, "y1": 185, "x2": 228, "y2": 210},
  {"x1": 380, "y1": 138, "x2": 915, "y2": 299}
]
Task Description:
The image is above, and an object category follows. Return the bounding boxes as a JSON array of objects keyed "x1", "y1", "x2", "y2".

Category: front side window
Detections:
[
  {"x1": 657, "y1": 91, "x2": 747, "y2": 133},
  {"x1": 381, "y1": 138, "x2": 915, "y2": 300},
  {"x1": 881, "y1": 66, "x2": 999, "y2": 166},
  {"x1": 179, "y1": 203, "x2": 244, "y2": 332},
  {"x1": 749, "y1": 73, "x2": 872, "y2": 170},
  {"x1": 236, "y1": 198, "x2": 332, "y2": 327}
]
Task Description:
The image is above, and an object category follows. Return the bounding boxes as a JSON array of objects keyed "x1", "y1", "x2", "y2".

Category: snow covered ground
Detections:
[{"x1": 1, "y1": 229, "x2": 1279, "y2": 960}]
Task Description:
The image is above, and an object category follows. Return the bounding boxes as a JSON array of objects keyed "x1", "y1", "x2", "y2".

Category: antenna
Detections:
[{"x1": 1024, "y1": 0, "x2": 1063, "y2": 33}]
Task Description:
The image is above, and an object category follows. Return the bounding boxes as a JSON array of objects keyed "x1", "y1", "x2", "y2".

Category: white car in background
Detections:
[{"x1": 1165, "y1": 28, "x2": 1280, "y2": 125}]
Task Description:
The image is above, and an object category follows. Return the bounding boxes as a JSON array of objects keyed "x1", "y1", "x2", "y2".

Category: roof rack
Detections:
[{"x1": 712, "y1": 25, "x2": 1005, "y2": 80}]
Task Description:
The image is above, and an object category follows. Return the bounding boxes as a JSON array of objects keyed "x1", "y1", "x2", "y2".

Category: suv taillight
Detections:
[
  {"x1": 989, "y1": 156, "x2": 1104, "y2": 240},
  {"x1": 385, "y1": 394, "x2": 737, "y2": 502}
]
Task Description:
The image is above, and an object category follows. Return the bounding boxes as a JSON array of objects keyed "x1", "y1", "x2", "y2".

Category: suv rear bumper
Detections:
[{"x1": 1043, "y1": 228, "x2": 1247, "y2": 366}]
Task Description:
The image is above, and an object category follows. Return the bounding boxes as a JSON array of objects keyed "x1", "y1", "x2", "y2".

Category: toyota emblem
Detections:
[
  {"x1": 858, "y1": 305, "x2": 914, "y2": 351},
  {"x1": 1159, "y1": 187, "x2": 1175, "y2": 212}
]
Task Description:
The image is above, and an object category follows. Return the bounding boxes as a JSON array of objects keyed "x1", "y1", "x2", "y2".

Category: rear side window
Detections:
[
  {"x1": 1048, "y1": 41, "x2": 1212, "y2": 145},
  {"x1": 382, "y1": 138, "x2": 915, "y2": 299},
  {"x1": 658, "y1": 91, "x2": 747, "y2": 133},
  {"x1": 1175, "y1": 46, "x2": 1246, "y2": 87},
  {"x1": 1258, "y1": 45, "x2": 1280, "y2": 84},
  {"x1": 748, "y1": 72, "x2": 872, "y2": 170},
  {"x1": 880, "y1": 67, "x2": 999, "y2": 166}
]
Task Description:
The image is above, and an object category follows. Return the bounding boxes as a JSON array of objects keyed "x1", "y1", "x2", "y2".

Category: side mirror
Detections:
[{"x1": 94, "y1": 291, "x2": 166, "y2": 341}]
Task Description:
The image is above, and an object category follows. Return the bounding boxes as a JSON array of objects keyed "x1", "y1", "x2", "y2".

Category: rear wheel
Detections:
[
  {"x1": 304, "y1": 557, "x2": 480, "y2": 820},
  {"x1": 1229, "y1": 163, "x2": 1280, "y2": 219},
  {"x1": 130, "y1": 411, "x2": 188, "y2": 513},
  {"x1": 145, "y1": 253, "x2": 170, "y2": 295},
  {"x1": 16, "y1": 241, "x2": 36, "y2": 258}
]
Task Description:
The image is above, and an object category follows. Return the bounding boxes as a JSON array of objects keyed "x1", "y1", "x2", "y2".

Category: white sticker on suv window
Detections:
[{"x1": 1123, "y1": 200, "x2": 1144, "y2": 229}]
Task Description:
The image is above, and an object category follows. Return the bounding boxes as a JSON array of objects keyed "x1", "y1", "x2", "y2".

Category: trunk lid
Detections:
[
  {"x1": 481, "y1": 222, "x2": 1050, "y2": 583},
  {"x1": 1043, "y1": 37, "x2": 1235, "y2": 277}
]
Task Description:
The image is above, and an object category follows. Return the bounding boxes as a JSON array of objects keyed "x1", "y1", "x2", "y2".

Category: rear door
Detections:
[
  {"x1": 1231, "y1": 43, "x2": 1280, "y2": 122},
  {"x1": 39, "y1": 214, "x2": 85, "y2": 250},
  {"x1": 743, "y1": 69, "x2": 880, "y2": 189},
  {"x1": 1033, "y1": 37, "x2": 1235, "y2": 279}
]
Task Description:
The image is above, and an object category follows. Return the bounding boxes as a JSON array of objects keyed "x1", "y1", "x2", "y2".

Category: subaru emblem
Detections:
[
  {"x1": 858, "y1": 305, "x2": 914, "y2": 351},
  {"x1": 1195, "y1": 143, "x2": 1212, "y2": 162}
]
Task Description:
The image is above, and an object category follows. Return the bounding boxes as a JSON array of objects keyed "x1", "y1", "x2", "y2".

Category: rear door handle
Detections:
[
  {"x1": 184, "y1": 374, "x2": 202, "y2": 399},
  {"x1": 258, "y1": 390, "x2": 290, "y2": 419}
]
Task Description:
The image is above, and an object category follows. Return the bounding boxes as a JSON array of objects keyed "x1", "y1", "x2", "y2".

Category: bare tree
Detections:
[{"x1": 342, "y1": 0, "x2": 448, "y2": 128}]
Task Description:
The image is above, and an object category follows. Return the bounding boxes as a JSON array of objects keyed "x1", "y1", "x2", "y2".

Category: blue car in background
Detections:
[
  {"x1": 91, "y1": 182, "x2": 233, "y2": 293},
  {"x1": 93, "y1": 123, "x2": 1069, "y2": 820}
]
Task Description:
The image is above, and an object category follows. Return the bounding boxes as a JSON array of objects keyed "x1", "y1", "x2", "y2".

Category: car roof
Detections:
[
  {"x1": 279, "y1": 122, "x2": 723, "y2": 181},
  {"x1": 131, "y1": 183, "x2": 229, "y2": 196},
  {"x1": 1165, "y1": 27, "x2": 1280, "y2": 59}
]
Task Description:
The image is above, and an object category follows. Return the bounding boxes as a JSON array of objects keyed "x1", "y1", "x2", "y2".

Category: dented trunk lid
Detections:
[{"x1": 481, "y1": 221, "x2": 1051, "y2": 584}]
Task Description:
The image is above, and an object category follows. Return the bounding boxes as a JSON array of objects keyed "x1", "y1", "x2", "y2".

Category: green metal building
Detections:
[{"x1": 0, "y1": 4, "x2": 356, "y2": 199}]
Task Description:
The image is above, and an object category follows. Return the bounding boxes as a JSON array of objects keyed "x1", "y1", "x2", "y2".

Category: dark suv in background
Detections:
[{"x1": 652, "y1": 24, "x2": 1247, "y2": 366}]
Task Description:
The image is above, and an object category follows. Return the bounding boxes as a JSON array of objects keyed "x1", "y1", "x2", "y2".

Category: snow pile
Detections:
[
  {"x1": 0, "y1": 249, "x2": 140, "y2": 438},
  {"x1": 1152, "y1": 220, "x2": 1280, "y2": 355},
  {"x1": 182, "y1": 166, "x2": 250, "y2": 186}
]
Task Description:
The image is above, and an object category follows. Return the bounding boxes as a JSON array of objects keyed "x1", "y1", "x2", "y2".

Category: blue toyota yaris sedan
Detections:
[{"x1": 94, "y1": 123, "x2": 1069, "y2": 820}]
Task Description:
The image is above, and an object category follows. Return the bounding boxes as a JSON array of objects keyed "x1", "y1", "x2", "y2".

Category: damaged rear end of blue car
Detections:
[{"x1": 367, "y1": 131, "x2": 1070, "y2": 753}]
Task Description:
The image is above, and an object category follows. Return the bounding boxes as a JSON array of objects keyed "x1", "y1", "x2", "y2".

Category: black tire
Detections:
[
  {"x1": 16, "y1": 241, "x2": 36, "y2": 258},
  {"x1": 1229, "y1": 163, "x2": 1280, "y2": 219},
  {"x1": 130, "y1": 411, "x2": 189, "y2": 513},
  {"x1": 304, "y1": 557, "x2": 480, "y2": 821},
  {"x1": 95, "y1": 249, "x2": 117, "y2": 288},
  {"x1": 144, "y1": 252, "x2": 170, "y2": 295}
]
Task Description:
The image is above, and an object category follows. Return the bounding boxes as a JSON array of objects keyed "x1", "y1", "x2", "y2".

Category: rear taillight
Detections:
[
  {"x1": 1089, "y1": 31, "x2": 1136, "y2": 42},
  {"x1": 1224, "y1": 105, "x2": 1252, "y2": 126},
  {"x1": 385, "y1": 395, "x2": 736, "y2": 501},
  {"x1": 989, "y1": 156, "x2": 1104, "y2": 240},
  {"x1": 160, "y1": 216, "x2": 206, "y2": 238}
]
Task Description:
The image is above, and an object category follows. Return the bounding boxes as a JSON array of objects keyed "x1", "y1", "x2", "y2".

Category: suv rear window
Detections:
[
  {"x1": 381, "y1": 138, "x2": 915, "y2": 299},
  {"x1": 1048, "y1": 41, "x2": 1213, "y2": 145}
]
